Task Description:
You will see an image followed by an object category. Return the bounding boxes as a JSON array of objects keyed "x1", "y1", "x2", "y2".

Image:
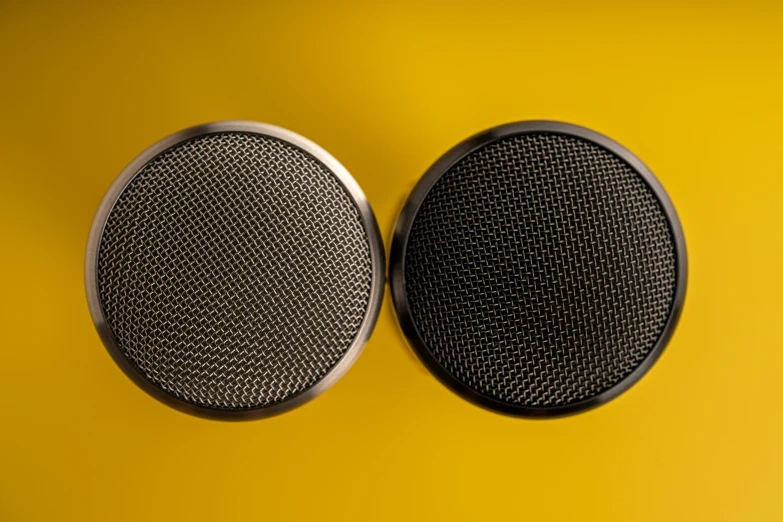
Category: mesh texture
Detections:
[
  {"x1": 97, "y1": 132, "x2": 373, "y2": 410},
  {"x1": 404, "y1": 133, "x2": 677, "y2": 408}
]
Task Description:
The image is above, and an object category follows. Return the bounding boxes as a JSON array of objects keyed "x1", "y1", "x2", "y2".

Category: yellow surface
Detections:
[{"x1": 1, "y1": 1, "x2": 782, "y2": 521}]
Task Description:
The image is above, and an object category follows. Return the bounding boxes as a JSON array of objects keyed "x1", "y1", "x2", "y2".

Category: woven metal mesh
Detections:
[
  {"x1": 404, "y1": 133, "x2": 677, "y2": 408},
  {"x1": 97, "y1": 132, "x2": 373, "y2": 410}
]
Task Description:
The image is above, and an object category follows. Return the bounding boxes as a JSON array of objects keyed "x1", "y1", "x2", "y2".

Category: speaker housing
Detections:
[
  {"x1": 390, "y1": 121, "x2": 687, "y2": 418},
  {"x1": 86, "y1": 121, "x2": 385, "y2": 420}
]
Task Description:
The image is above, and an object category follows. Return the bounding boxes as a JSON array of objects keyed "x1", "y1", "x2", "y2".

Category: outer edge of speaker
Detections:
[
  {"x1": 389, "y1": 120, "x2": 688, "y2": 418},
  {"x1": 85, "y1": 121, "x2": 386, "y2": 421}
]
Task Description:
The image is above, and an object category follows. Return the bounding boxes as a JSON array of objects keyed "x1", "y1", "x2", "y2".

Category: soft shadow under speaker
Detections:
[
  {"x1": 86, "y1": 121, "x2": 384, "y2": 420},
  {"x1": 390, "y1": 121, "x2": 687, "y2": 417}
]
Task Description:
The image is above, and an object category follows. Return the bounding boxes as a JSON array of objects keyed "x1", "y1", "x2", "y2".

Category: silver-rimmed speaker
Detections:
[
  {"x1": 390, "y1": 121, "x2": 687, "y2": 417},
  {"x1": 86, "y1": 121, "x2": 385, "y2": 420}
]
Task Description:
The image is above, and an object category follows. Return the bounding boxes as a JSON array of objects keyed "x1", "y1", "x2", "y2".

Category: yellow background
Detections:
[{"x1": 1, "y1": 1, "x2": 781, "y2": 520}]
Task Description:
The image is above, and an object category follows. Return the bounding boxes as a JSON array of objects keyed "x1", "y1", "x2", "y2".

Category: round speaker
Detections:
[
  {"x1": 86, "y1": 121, "x2": 385, "y2": 420},
  {"x1": 390, "y1": 121, "x2": 687, "y2": 417}
]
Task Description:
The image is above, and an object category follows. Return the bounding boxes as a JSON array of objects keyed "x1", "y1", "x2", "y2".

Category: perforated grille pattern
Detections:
[
  {"x1": 404, "y1": 133, "x2": 678, "y2": 408},
  {"x1": 97, "y1": 132, "x2": 373, "y2": 410}
]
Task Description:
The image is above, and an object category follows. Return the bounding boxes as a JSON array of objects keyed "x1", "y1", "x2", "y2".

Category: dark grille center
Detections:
[
  {"x1": 96, "y1": 132, "x2": 373, "y2": 410},
  {"x1": 403, "y1": 133, "x2": 678, "y2": 408}
]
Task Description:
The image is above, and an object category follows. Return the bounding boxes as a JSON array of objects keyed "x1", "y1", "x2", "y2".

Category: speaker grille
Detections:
[
  {"x1": 401, "y1": 131, "x2": 680, "y2": 410},
  {"x1": 96, "y1": 131, "x2": 374, "y2": 411}
]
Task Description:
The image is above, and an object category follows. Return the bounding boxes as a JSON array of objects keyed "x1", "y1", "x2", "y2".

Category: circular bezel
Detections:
[
  {"x1": 85, "y1": 121, "x2": 385, "y2": 420},
  {"x1": 389, "y1": 120, "x2": 687, "y2": 418}
]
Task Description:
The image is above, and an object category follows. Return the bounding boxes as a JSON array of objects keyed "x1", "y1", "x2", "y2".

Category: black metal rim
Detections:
[{"x1": 389, "y1": 120, "x2": 688, "y2": 418}]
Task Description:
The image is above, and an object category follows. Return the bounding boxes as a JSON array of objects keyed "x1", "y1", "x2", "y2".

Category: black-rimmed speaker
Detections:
[
  {"x1": 389, "y1": 121, "x2": 687, "y2": 417},
  {"x1": 85, "y1": 121, "x2": 385, "y2": 420}
]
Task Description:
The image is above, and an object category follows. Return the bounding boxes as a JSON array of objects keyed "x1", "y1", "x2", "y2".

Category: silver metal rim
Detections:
[
  {"x1": 389, "y1": 120, "x2": 688, "y2": 418},
  {"x1": 85, "y1": 121, "x2": 386, "y2": 420}
]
